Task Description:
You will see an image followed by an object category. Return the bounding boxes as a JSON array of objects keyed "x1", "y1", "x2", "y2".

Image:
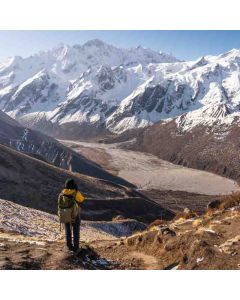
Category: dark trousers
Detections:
[{"x1": 64, "y1": 215, "x2": 81, "y2": 250}]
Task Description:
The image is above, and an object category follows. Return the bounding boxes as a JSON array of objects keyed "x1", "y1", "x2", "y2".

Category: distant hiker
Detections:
[{"x1": 58, "y1": 178, "x2": 85, "y2": 252}]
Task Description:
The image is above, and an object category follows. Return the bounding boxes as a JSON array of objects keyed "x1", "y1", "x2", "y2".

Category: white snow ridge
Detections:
[{"x1": 0, "y1": 40, "x2": 240, "y2": 134}]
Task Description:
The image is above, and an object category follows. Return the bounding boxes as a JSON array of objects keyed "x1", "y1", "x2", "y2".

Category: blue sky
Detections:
[{"x1": 1, "y1": 30, "x2": 240, "y2": 62}]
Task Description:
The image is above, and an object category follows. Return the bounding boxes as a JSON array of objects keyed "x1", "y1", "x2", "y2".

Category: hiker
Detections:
[{"x1": 58, "y1": 178, "x2": 85, "y2": 252}]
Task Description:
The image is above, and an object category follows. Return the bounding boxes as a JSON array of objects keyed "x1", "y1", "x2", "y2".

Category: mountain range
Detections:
[
  {"x1": 0, "y1": 39, "x2": 177, "y2": 135},
  {"x1": 1, "y1": 40, "x2": 240, "y2": 138},
  {"x1": 1, "y1": 39, "x2": 240, "y2": 180}
]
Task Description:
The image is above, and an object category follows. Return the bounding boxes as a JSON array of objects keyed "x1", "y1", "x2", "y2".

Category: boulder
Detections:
[{"x1": 207, "y1": 199, "x2": 221, "y2": 210}]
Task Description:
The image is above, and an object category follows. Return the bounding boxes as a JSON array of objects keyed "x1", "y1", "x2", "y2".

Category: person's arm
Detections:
[
  {"x1": 57, "y1": 193, "x2": 62, "y2": 214},
  {"x1": 75, "y1": 191, "x2": 85, "y2": 204}
]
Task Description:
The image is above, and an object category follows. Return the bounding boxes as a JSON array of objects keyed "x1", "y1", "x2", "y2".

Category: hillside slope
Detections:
[
  {"x1": 118, "y1": 119, "x2": 240, "y2": 181},
  {"x1": 0, "y1": 143, "x2": 125, "y2": 213},
  {"x1": 0, "y1": 144, "x2": 171, "y2": 221},
  {"x1": 0, "y1": 109, "x2": 133, "y2": 187},
  {"x1": 96, "y1": 198, "x2": 240, "y2": 270},
  {"x1": 1, "y1": 196, "x2": 239, "y2": 270},
  {"x1": 0, "y1": 199, "x2": 146, "y2": 269}
]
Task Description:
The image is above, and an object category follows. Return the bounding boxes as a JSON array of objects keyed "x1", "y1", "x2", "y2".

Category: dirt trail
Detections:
[
  {"x1": 0, "y1": 233, "x2": 113, "y2": 270},
  {"x1": 0, "y1": 199, "x2": 156, "y2": 270},
  {"x1": 0, "y1": 233, "x2": 160, "y2": 270},
  {"x1": 60, "y1": 140, "x2": 240, "y2": 195},
  {"x1": 130, "y1": 251, "x2": 159, "y2": 270}
]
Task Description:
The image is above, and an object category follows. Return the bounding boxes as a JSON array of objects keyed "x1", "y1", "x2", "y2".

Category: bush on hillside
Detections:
[
  {"x1": 173, "y1": 211, "x2": 198, "y2": 222},
  {"x1": 220, "y1": 192, "x2": 240, "y2": 210},
  {"x1": 147, "y1": 219, "x2": 166, "y2": 230}
]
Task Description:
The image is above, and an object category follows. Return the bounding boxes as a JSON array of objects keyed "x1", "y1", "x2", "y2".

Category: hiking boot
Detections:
[
  {"x1": 67, "y1": 244, "x2": 74, "y2": 251},
  {"x1": 73, "y1": 248, "x2": 82, "y2": 255}
]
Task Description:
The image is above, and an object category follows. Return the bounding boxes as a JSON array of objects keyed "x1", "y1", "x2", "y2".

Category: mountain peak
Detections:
[
  {"x1": 52, "y1": 43, "x2": 72, "y2": 58},
  {"x1": 216, "y1": 48, "x2": 240, "y2": 60},
  {"x1": 227, "y1": 48, "x2": 240, "y2": 55},
  {"x1": 82, "y1": 38, "x2": 107, "y2": 48}
]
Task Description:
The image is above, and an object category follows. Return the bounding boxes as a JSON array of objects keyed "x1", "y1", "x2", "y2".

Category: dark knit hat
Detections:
[{"x1": 65, "y1": 178, "x2": 78, "y2": 190}]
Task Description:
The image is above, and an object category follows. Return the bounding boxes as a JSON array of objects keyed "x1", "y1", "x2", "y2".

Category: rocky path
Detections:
[
  {"x1": 130, "y1": 251, "x2": 159, "y2": 270},
  {"x1": 0, "y1": 199, "x2": 146, "y2": 270},
  {"x1": 0, "y1": 233, "x2": 113, "y2": 270},
  {"x1": 1, "y1": 198, "x2": 239, "y2": 270}
]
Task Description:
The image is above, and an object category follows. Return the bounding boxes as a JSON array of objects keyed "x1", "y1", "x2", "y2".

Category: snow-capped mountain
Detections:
[
  {"x1": 0, "y1": 40, "x2": 240, "y2": 136},
  {"x1": 106, "y1": 49, "x2": 240, "y2": 133},
  {"x1": 0, "y1": 39, "x2": 178, "y2": 133}
]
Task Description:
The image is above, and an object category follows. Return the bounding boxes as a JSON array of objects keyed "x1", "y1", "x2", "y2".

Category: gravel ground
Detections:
[{"x1": 60, "y1": 140, "x2": 240, "y2": 195}]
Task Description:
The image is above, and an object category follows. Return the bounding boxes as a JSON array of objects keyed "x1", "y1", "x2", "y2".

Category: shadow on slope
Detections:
[
  {"x1": 0, "y1": 144, "x2": 173, "y2": 222},
  {"x1": 0, "y1": 110, "x2": 133, "y2": 188}
]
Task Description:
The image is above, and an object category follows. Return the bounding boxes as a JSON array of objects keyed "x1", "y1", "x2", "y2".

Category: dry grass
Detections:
[
  {"x1": 220, "y1": 192, "x2": 240, "y2": 210},
  {"x1": 204, "y1": 192, "x2": 240, "y2": 217},
  {"x1": 192, "y1": 219, "x2": 203, "y2": 227},
  {"x1": 173, "y1": 211, "x2": 198, "y2": 222},
  {"x1": 147, "y1": 219, "x2": 167, "y2": 230}
]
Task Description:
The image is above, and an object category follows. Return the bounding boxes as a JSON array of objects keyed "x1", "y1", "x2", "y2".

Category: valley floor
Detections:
[{"x1": 60, "y1": 140, "x2": 240, "y2": 196}]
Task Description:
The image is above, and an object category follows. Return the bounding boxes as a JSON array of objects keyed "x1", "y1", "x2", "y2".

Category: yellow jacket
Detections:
[{"x1": 62, "y1": 189, "x2": 85, "y2": 204}]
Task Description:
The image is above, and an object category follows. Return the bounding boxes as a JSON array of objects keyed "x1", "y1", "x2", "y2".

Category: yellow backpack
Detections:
[{"x1": 58, "y1": 192, "x2": 80, "y2": 224}]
